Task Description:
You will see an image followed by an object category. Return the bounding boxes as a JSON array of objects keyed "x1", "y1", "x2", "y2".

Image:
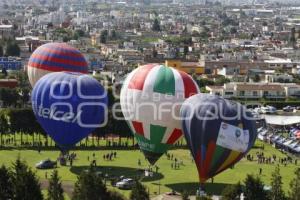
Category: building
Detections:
[
  {"x1": 0, "y1": 57, "x2": 22, "y2": 70},
  {"x1": 0, "y1": 25, "x2": 13, "y2": 39},
  {"x1": 206, "y1": 82, "x2": 300, "y2": 99},
  {"x1": 165, "y1": 60, "x2": 205, "y2": 74},
  {"x1": 0, "y1": 79, "x2": 18, "y2": 88}
]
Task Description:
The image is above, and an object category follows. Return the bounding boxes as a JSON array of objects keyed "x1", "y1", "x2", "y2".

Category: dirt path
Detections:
[{"x1": 40, "y1": 179, "x2": 74, "y2": 198}]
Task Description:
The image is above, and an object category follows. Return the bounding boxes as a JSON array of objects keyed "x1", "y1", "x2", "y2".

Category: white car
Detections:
[
  {"x1": 116, "y1": 178, "x2": 135, "y2": 190},
  {"x1": 261, "y1": 106, "x2": 277, "y2": 114}
]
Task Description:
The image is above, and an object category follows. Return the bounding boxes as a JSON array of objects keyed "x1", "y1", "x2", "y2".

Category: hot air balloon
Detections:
[
  {"x1": 27, "y1": 43, "x2": 88, "y2": 87},
  {"x1": 31, "y1": 72, "x2": 108, "y2": 151},
  {"x1": 180, "y1": 94, "x2": 257, "y2": 189},
  {"x1": 120, "y1": 64, "x2": 199, "y2": 165}
]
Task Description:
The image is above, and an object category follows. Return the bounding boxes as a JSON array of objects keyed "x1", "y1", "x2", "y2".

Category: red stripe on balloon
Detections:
[
  {"x1": 128, "y1": 64, "x2": 156, "y2": 90},
  {"x1": 38, "y1": 46, "x2": 85, "y2": 58},
  {"x1": 202, "y1": 141, "x2": 216, "y2": 178},
  {"x1": 132, "y1": 121, "x2": 144, "y2": 136},
  {"x1": 195, "y1": 150, "x2": 206, "y2": 183},
  {"x1": 29, "y1": 54, "x2": 87, "y2": 67},
  {"x1": 27, "y1": 64, "x2": 88, "y2": 73},
  {"x1": 178, "y1": 71, "x2": 198, "y2": 98},
  {"x1": 166, "y1": 129, "x2": 182, "y2": 144}
]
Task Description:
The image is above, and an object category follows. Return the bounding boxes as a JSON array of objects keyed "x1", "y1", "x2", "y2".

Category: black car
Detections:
[{"x1": 35, "y1": 159, "x2": 57, "y2": 169}]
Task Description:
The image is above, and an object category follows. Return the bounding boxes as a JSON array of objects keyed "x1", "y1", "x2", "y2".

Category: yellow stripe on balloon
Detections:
[{"x1": 216, "y1": 150, "x2": 241, "y2": 173}]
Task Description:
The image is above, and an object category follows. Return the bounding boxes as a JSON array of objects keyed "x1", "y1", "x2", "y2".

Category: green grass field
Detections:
[{"x1": 0, "y1": 140, "x2": 297, "y2": 199}]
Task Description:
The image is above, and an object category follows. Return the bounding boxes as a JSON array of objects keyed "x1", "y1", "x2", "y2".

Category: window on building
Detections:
[
  {"x1": 225, "y1": 92, "x2": 234, "y2": 95},
  {"x1": 215, "y1": 92, "x2": 221, "y2": 96},
  {"x1": 253, "y1": 91, "x2": 258, "y2": 96},
  {"x1": 239, "y1": 91, "x2": 245, "y2": 96}
]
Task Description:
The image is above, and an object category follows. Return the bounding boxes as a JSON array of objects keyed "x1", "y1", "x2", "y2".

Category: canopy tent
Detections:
[{"x1": 263, "y1": 115, "x2": 300, "y2": 126}]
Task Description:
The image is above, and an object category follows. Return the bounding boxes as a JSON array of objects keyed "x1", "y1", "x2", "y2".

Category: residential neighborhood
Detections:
[{"x1": 1, "y1": 1, "x2": 300, "y2": 200}]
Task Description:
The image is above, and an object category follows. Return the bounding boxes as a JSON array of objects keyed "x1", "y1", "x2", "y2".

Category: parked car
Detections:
[
  {"x1": 116, "y1": 178, "x2": 135, "y2": 190},
  {"x1": 35, "y1": 159, "x2": 57, "y2": 169},
  {"x1": 283, "y1": 106, "x2": 295, "y2": 112},
  {"x1": 261, "y1": 106, "x2": 277, "y2": 114}
]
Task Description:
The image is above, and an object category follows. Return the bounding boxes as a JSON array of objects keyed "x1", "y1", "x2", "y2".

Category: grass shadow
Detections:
[
  {"x1": 165, "y1": 182, "x2": 233, "y2": 195},
  {"x1": 70, "y1": 165, "x2": 164, "y2": 182}
]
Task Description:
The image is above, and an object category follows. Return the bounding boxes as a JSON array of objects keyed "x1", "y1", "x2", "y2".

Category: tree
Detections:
[
  {"x1": 11, "y1": 157, "x2": 43, "y2": 200},
  {"x1": 181, "y1": 190, "x2": 189, "y2": 200},
  {"x1": 222, "y1": 182, "x2": 243, "y2": 200},
  {"x1": 269, "y1": 165, "x2": 286, "y2": 200},
  {"x1": 108, "y1": 191, "x2": 125, "y2": 200},
  {"x1": 110, "y1": 30, "x2": 117, "y2": 40},
  {"x1": 6, "y1": 41, "x2": 20, "y2": 57},
  {"x1": 152, "y1": 18, "x2": 161, "y2": 32},
  {"x1": 47, "y1": 170, "x2": 64, "y2": 200},
  {"x1": 0, "y1": 88, "x2": 19, "y2": 107},
  {"x1": 184, "y1": 45, "x2": 189, "y2": 56},
  {"x1": 100, "y1": 30, "x2": 108, "y2": 44},
  {"x1": 230, "y1": 27, "x2": 237, "y2": 35},
  {"x1": 0, "y1": 112, "x2": 8, "y2": 146},
  {"x1": 253, "y1": 74, "x2": 261, "y2": 82},
  {"x1": 72, "y1": 166, "x2": 110, "y2": 200},
  {"x1": 0, "y1": 165, "x2": 13, "y2": 200},
  {"x1": 290, "y1": 27, "x2": 296, "y2": 48},
  {"x1": 130, "y1": 181, "x2": 149, "y2": 200},
  {"x1": 288, "y1": 168, "x2": 300, "y2": 200},
  {"x1": 0, "y1": 45, "x2": 3, "y2": 56},
  {"x1": 244, "y1": 174, "x2": 268, "y2": 200}
]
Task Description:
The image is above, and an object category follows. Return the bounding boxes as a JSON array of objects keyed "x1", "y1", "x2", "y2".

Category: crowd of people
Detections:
[{"x1": 246, "y1": 151, "x2": 297, "y2": 167}]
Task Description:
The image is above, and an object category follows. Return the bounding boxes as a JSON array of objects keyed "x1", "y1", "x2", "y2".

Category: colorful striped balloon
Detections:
[
  {"x1": 180, "y1": 94, "x2": 257, "y2": 185},
  {"x1": 120, "y1": 64, "x2": 199, "y2": 165},
  {"x1": 27, "y1": 43, "x2": 88, "y2": 87}
]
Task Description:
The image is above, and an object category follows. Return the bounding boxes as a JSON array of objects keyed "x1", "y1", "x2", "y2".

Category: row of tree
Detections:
[
  {"x1": 0, "y1": 39, "x2": 21, "y2": 57},
  {"x1": 0, "y1": 158, "x2": 150, "y2": 200},
  {"x1": 0, "y1": 107, "x2": 132, "y2": 146}
]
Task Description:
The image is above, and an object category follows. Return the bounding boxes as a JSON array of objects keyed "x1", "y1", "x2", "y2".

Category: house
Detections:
[
  {"x1": 165, "y1": 60, "x2": 205, "y2": 74},
  {"x1": 0, "y1": 79, "x2": 18, "y2": 88}
]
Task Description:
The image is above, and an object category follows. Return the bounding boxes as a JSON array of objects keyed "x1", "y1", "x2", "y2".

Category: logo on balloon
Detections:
[{"x1": 235, "y1": 129, "x2": 241, "y2": 138}]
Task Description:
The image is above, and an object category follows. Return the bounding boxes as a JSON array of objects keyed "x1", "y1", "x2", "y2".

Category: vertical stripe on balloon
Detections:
[
  {"x1": 128, "y1": 65, "x2": 155, "y2": 90},
  {"x1": 210, "y1": 145, "x2": 225, "y2": 171},
  {"x1": 202, "y1": 141, "x2": 216, "y2": 177},
  {"x1": 166, "y1": 129, "x2": 182, "y2": 144},
  {"x1": 132, "y1": 121, "x2": 144, "y2": 136},
  {"x1": 178, "y1": 70, "x2": 198, "y2": 98},
  {"x1": 153, "y1": 66, "x2": 175, "y2": 95},
  {"x1": 150, "y1": 124, "x2": 167, "y2": 145}
]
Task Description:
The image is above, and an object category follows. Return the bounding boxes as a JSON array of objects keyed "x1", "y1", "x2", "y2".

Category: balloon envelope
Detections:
[
  {"x1": 31, "y1": 72, "x2": 108, "y2": 150},
  {"x1": 27, "y1": 43, "x2": 88, "y2": 87},
  {"x1": 180, "y1": 94, "x2": 257, "y2": 183},
  {"x1": 120, "y1": 64, "x2": 199, "y2": 164}
]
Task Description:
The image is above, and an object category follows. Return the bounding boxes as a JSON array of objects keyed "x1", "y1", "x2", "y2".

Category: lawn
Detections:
[{"x1": 0, "y1": 140, "x2": 297, "y2": 199}]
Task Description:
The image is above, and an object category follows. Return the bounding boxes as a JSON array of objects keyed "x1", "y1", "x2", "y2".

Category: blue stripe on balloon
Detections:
[
  {"x1": 29, "y1": 58, "x2": 87, "y2": 71},
  {"x1": 33, "y1": 50, "x2": 86, "y2": 62}
]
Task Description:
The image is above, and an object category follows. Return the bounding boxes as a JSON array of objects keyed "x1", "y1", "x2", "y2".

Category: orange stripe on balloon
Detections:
[{"x1": 216, "y1": 150, "x2": 241, "y2": 174}]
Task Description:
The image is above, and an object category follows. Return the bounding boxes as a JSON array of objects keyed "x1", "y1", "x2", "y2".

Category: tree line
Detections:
[
  {"x1": 0, "y1": 158, "x2": 150, "y2": 200},
  {"x1": 0, "y1": 107, "x2": 132, "y2": 147}
]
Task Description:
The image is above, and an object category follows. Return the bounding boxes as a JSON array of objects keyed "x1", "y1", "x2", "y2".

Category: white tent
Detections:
[{"x1": 263, "y1": 115, "x2": 300, "y2": 126}]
